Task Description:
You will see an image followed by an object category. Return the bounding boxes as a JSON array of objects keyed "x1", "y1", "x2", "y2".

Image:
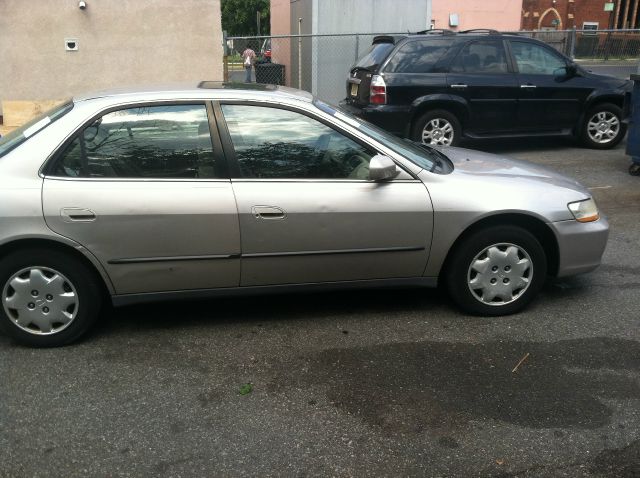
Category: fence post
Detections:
[
  {"x1": 604, "y1": 30, "x2": 613, "y2": 61},
  {"x1": 354, "y1": 34, "x2": 360, "y2": 62},
  {"x1": 568, "y1": 28, "x2": 576, "y2": 59}
]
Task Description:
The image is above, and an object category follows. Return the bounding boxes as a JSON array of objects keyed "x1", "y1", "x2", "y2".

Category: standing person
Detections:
[{"x1": 242, "y1": 46, "x2": 256, "y2": 83}]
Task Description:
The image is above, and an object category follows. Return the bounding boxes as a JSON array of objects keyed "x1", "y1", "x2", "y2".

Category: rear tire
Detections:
[
  {"x1": 445, "y1": 226, "x2": 547, "y2": 316},
  {"x1": 580, "y1": 103, "x2": 626, "y2": 149},
  {"x1": 412, "y1": 109, "x2": 462, "y2": 147},
  {"x1": 0, "y1": 249, "x2": 103, "y2": 347}
]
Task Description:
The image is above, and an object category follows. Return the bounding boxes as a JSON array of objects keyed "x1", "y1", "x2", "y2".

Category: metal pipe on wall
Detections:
[{"x1": 298, "y1": 17, "x2": 302, "y2": 89}]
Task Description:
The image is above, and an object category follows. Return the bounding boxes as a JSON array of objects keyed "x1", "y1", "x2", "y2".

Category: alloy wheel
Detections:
[
  {"x1": 587, "y1": 111, "x2": 620, "y2": 144},
  {"x1": 421, "y1": 118, "x2": 454, "y2": 145}
]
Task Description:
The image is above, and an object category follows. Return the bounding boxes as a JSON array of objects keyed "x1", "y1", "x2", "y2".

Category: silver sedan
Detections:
[{"x1": 0, "y1": 83, "x2": 608, "y2": 346}]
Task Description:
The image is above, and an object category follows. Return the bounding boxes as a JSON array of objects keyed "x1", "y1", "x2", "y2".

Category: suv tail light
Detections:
[{"x1": 370, "y1": 74, "x2": 387, "y2": 105}]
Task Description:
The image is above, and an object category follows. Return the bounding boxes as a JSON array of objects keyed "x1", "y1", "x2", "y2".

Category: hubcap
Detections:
[
  {"x1": 587, "y1": 111, "x2": 620, "y2": 144},
  {"x1": 2, "y1": 267, "x2": 78, "y2": 335},
  {"x1": 421, "y1": 118, "x2": 454, "y2": 146},
  {"x1": 467, "y1": 243, "x2": 533, "y2": 306}
]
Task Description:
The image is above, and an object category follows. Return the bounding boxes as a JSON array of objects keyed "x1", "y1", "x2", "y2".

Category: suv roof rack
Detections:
[
  {"x1": 459, "y1": 29, "x2": 500, "y2": 35},
  {"x1": 415, "y1": 29, "x2": 455, "y2": 35}
]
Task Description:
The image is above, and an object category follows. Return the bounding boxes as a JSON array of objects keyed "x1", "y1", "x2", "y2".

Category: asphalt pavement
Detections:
[{"x1": 1, "y1": 139, "x2": 639, "y2": 477}]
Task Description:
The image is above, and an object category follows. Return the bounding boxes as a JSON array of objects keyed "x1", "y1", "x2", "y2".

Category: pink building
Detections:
[{"x1": 431, "y1": 0, "x2": 522, "y2": 32}]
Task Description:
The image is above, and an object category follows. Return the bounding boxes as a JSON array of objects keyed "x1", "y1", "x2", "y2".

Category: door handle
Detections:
[
  {"x1": 60, "y1": 208, "x2": 97, "y2": 222},
  {"x1": 251, "y1": 206, "x2": 286, "y2": 220},
  {"x1": 520, "y1": 84, "x2": 537, "y2": 88},
  {"x1": 450, "y1": 84, "x2": 468, "y2": 89}
]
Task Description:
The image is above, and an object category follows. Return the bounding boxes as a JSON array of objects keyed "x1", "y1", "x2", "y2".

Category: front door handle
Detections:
[
  {"x1": 520, "y1": 84, "x2": 537, "y2": 88},
  {"x1": 450, "y1": 83, "x2": 468, "y2": 89},
  {"x1": 251, "y1": 206, "x2": 286, "y2": 220},
  {"x1": 60, "y1": 208, "x2": 97, "y2": 222}
]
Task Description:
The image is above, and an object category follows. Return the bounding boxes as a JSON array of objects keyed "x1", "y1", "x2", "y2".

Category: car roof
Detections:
[
  {"x1": 73, "y1": 82, "x2": 314, "y2": 104},
  {"x1": 382, "y1": 29, "x2": 527, "y2": 45}
]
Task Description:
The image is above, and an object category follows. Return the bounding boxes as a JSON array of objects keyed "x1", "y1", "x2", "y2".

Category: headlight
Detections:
[{"x1": 568, "y1": 198, "x2": 599, "y2": 223}]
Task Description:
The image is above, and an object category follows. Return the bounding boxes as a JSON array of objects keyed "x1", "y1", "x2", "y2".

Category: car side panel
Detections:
[
  {"x1": 42, "y1": 179, "x2": 241, "y2": 294},
  {"x1": 231, "y1": 180, "x2": 433, "y2": 286}
]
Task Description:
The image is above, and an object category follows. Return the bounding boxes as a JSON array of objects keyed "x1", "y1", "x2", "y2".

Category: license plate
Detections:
[{"x1": 350, "y1": 83, "x2": 358, "y2": 97}]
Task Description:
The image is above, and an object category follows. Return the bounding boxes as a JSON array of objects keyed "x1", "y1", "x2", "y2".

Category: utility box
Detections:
[{"x1": 255, "y1": 63, "x2": 285, "y2": 85}]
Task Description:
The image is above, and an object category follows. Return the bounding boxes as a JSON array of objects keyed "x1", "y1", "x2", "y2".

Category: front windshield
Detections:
[
  {"x1": 314, "y1": 99, "x2": 445, "y2": 172},
  {"x1": 0, "y1": 101, "x2": 74, "y2": 158}
]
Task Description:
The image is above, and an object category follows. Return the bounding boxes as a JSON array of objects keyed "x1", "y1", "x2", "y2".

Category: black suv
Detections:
[{"x1": 340, "y1": 29, "x2": 631, "y2": 149}]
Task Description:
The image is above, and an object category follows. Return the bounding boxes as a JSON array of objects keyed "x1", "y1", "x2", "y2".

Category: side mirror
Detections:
[
  {"x1": 554, "y1": 62, "x2": 578, "y2": 80},
  {"x1": 368, "y1": 154, "x2": 399, "y2": 181}
]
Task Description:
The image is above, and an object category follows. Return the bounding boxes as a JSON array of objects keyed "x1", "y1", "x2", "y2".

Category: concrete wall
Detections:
[
  {"x1": 315, "y1": 0, "x2": 431, "y2": 34},
  {"x1": 0, "y1": 0, "x2": 222, "y2": 112},
  {"x1": 270, "y1": 0, "x2": 292, "y2": 85},
  {"x1": 313, "y1": 0, "x2": 432, "y2": 103},
  {"x1": 431, "y1": 0, "x2": 521, "y2": 31}
]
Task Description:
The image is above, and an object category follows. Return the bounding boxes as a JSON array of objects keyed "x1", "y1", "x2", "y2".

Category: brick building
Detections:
[
  {"x1": 611, "y1": 0, "x2": 640, "y2": 28},
  {"x1": 521, "y1": 0, "x2": 635, "y2": 30}
]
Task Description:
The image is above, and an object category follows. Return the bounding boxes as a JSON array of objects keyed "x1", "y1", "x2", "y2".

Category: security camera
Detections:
[{"x1": 79, "y1": 1, "x2": 87, "y2": 9}]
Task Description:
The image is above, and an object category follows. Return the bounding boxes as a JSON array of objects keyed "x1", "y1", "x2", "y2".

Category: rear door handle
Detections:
[
  {"x1": 450, "y1": 84, "x2": 468, "y2": 89},
  {"x1": 251, "y1": 206, "x2": 286, "y2": 220},
  {"x1": 61, "y1": 208, "x2": 96, "y2": 222},
  {"x1": 520, "y1": 84, "x2": 537, "y2": 88}
]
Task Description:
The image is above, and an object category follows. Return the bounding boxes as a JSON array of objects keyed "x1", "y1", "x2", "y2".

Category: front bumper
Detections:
[
  {"x1": 338, "y1": 100, "x2": 411, "y2": 136},
  {"x1": 550, "y1": 216, "x2": 609, "y2": 277}
]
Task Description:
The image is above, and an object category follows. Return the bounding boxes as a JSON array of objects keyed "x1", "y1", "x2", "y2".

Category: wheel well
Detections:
[
  {"x1": 0, "y1": 239, "x2": 112, "y2": 298},
  {"x1": 587, "y1": 96, "x2": 623, "y2": 111},
  {"x1": 411, "y1": 101, "x2": 468, "y2": 134},
  {"x1": 439, "y1": 214, "x2": 560, "y2": 283}
]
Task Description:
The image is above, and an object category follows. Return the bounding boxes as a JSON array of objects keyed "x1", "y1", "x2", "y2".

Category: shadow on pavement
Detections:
[{"x1": 269, "y1": 337, "x2": 640, "y2": 433}]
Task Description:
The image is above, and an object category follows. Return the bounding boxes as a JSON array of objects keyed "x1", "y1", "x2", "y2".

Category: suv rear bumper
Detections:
[{"x1": 338, "y1": 100, "x2": 411, "y2": 136}]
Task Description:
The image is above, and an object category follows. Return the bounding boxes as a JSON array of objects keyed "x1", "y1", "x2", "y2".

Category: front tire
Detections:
[
  {"x1": 580, "y1": 103, "x2": 626, "y2": 149},
  {"x1": 412, "y1": 109, "x2": 462, "y2": 147},
  {"x1": 0, "y1": 249, "x2": 103, "y2": 347},
  {"x1": 445, "y1": 226, "x2": 547, "y2": 316}
]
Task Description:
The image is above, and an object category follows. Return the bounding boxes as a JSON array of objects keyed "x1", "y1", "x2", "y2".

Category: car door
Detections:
[
  {"x1": 446, "y1": 39, "x2": 519, "y2": 134},
  {"x1": 42, "y1": 102, "x2": 241, "y2": 295},
  {"x1": 509, "y1": 39, "x2": 591, "y2": 132},
  {"x1": 215, "y1": 102, "x2": 433, "y2": 287}
]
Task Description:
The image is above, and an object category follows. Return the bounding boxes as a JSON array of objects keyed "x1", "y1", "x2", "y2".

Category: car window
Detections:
[
  {"x1": 314, "y1": 100, "x2": 450, "y2": 174},
  {"x1": 52, "y1": 104, "x2": 225, "y2": 179},
  {"x1": 354, "y1": 42, "x2": 395, "y2": 69},
  {"x1": 450, "y1": 40, "x2": 508, "y2": 74},
  {"x1": 510, "y1": 41, "x2": 566, "y2": 75},
  {"x1": 0, "y1": 101, "x2": 73, "y2": 159},
  {"x1": 384, "y1": 39, "x2": 453, "y2": 73},
  {"x1": 221, "y1": 104, "x2": 376, "y2": 180}
]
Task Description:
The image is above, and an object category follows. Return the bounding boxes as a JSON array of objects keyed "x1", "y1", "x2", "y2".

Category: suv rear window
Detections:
[
  {"x1": 354, "y1": 42, "x2": 394, "y2": 69},
  {"x1": 384, "y1": 39, "x2": 454, "y2": 73},
  {"x1": 0, "y1": 101, "x2": 73, "y2": 159}
]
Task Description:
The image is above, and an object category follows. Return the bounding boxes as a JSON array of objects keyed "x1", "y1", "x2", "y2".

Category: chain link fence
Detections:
[{"x1": 226, "y1": 30, "x2": 640, "y2": 104}]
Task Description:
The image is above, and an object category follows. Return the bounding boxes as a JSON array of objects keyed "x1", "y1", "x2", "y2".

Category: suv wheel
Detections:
[
  {"x1": 413, "y1": 110, "x2": 461, "y2": 146},
  {"x1": 0, "y1": 249, "x2": 103, "y2": 347},
  {"x1": 445, "y1": 226, "x2": 547, "y2": 316},
  {"x1": 581, "y1": 103, "x2": 626, "y2": 149}
]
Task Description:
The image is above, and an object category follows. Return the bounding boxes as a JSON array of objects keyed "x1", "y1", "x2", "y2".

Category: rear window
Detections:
[
  {"x1": 384, "y1": 39, "x2": 454, "y2": 73},
  {"x1": 354, "y1": 42, "x2": 395, "y2": 70},
  {"x1": 0, "y1": 101, "x2": 73, "y2": 158}
]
